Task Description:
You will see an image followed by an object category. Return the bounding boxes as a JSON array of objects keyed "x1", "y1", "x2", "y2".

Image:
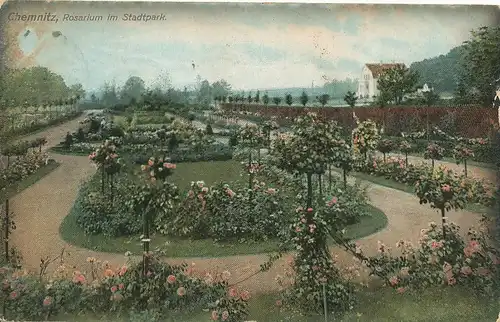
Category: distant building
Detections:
[{"x1": 357, "y1": 63, "x2": 405, "y2": 100}]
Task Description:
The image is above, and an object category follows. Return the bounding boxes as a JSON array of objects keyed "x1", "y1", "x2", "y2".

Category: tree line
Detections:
[{"x1": 0, "y1": 66, "x2": 85, "y2": 110}]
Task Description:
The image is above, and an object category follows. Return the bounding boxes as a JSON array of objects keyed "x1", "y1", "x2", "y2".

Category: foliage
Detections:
[
  {"x1": 414, "y1": 166, "x2": 469, "y2": 212},
  {"x1": 300, "y1": 91, "x2": 308, "y2": 107},
  {"x1": 423, "y1": 143, "x2": 444, "y2": 162},
  {"x1": 157, "y1": 181, "x2": 290, "y2": 242},
  {"x1": 263, "y1": 93, "x2": 270, "y2": 105},
  {"x1": 277, "y1": 198, "x2": 356, "y2": 316},
  {"x1": 317, "y1": 94, "x2": 330, "y2": 107},
  {"x1": 376, "y1": 139, "x2": 394, "y2": 157},
  {"x1": 343, "y1": 91, "x2": 357, "y2": 108},
  {"x1": 0, "y1": 152, "x2": 49, "y2": 191},
  {"x1": 377, "y1": 65, "x2": 419, "y2": 104},
  {"x1": 272, "y1": 97, "x2": 282, "y2": 106},
  {"x1": 350, "y1": 219, "x2": 500, "y2": 297},
  {"x1": 0, "y1": 254, "x2": 249, "y2": 321},
  {"x1": 75, "y1": 177, "x2": 144, "y2": 237},
  {"x1": 453, "y1": 143, "x2": 474, "y2": 164},
  {"x1": 409, "y1": 46, "x2": 465, "y2": 94},
  {"x1": 355, "y1": 157, "x2": 495, "y2": 207},
  {"x1": 462, "y1": 26, "x2": 500, "y2": 106},
  {"x1": 272, "y1": 113, "x2": 334, "y2": 176},
  {"x1": 352, "y1": 116, "x2": 380, "y2": 158},
  {"x1": 399, "y1": 140, "x2": 412, "y2": 153}
]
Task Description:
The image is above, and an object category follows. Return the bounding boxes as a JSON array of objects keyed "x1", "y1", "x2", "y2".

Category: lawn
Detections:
[
  {"x1": 55, "y1": 286, "x2": 499, "y2": 321},
  {"x1": 60, "y1": 160, "x2": 388, "y2": 257},
  {"x1": 0, "y1": 161, "x2": 60, "y2": 202}
]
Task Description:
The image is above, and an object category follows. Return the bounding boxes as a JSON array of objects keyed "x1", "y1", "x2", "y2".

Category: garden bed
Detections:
[
  {"x1": 60, "y1": 160, "x2": 387, "y2": 256},
  {"x1": 0, "y1": 160, "x2": 59, "y2": 202},
  {"x1": 53, "y1": 285, "x2": 498, "y2": 322},
  {"x1": 2, "y1": 111, "x2": 83, "y2": 142}
]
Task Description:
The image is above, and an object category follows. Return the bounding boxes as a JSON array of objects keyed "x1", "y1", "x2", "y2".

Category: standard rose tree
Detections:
[
  {"x1": 352, "y1": 116, "x2": 380, "y2": 162},
  {"x1": 423, "y1": 142, "x2": 444, "y2": 169},
  {"x1": 453, "y1": 143, "x2": 474, "y2": 177},
  {"x1": 415, "y1": 166, "x2": 468, "y2": 238}
]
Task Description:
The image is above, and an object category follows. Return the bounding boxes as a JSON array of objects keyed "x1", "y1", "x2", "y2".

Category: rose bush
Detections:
[
  {"x1": 352, "y1": 117, "x2": 380, "y2": 160},
  {"x1": 376, "y1": 138, "x2": 394, "y2": 162},
  {"x1": 0, "y1": 152, "x2": 49, "y2": 192},
  {"x1": 423, "y1": 142, "x2": 444, "y2": 168},
  {"x1": 347, "y1": 219, "x2": 500, "y2": 297},
  {"x1": 453, "y1": 143, "x2": 474, "y2": 177},
  {"x1": 0, "y1": 254, "x2": 250, "y2": 321}
]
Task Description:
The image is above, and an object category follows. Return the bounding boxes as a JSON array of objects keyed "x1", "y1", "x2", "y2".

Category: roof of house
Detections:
[{"x1": 365, "y1": 63, "x2": 405, "y2": 78}]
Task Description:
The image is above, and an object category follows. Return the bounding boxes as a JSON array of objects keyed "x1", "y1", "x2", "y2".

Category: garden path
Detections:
[
  {"x1": 8, "y1": 115, "x2": 486, "y2": 294},
  {"x1": 375, "y1": 151, "x2": 497, "y2": 183}
]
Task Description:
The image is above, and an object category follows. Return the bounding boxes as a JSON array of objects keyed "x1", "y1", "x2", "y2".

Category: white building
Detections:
[{"x1": 357, "y1": 63, "x2": 405, "y2": 100}]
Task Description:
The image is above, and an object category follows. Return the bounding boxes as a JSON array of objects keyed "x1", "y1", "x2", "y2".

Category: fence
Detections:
[{"x1": 220, "y1": 103, "x2": 496, "y2": 138}]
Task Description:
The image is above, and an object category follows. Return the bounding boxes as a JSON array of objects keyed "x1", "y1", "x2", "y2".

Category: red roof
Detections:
[{"x1": 365, "y1": 63, "x2": 405, "y2": 78}]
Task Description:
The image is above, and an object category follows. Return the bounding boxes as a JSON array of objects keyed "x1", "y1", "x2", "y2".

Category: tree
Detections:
[
  {"x1": 454, "y1": 80, "x2": 469, "y2": 105},
  {"x1": 317, "y1": 94, "x2": 330, "y2": 107},
  {"x1": 377, "y1": 65, "x2": 419, "y2": 104},
  {"x1": 247, "y1": 94, "x2": 252, "y2": 104},
  {"x1": 211, "y1": 80, "x2": 231, "y2": 102},
  {"x1": 285, "y1": 93, "x2": 293, "y2": 106},
  {"x1": 300, "y1": 90, "x2": 308, "y2": 107},
  {"x1": 423, "y1": 90, "x2": 440, "y2": 107},
  {"x1": 254, "y1": 90, "x2": 260, "y2": 103},
  {"x1": 263, "y1": 92, "x2": 270, "y2": 105},
  {"x1": 272, "y1": 97, "x2": 282, "y2": 106},
  {"x1": 343, "y1": 91, "x2": 357, "y2": 108},
  {"x1": 197, "y1": 80, "x2": 212, "y2": 108},
  {"x1": 462, "y1": 26, "x2": 500, "y2": 106},
  {"x1": 121, "y1": 76, "x2": 146, "y2": 106}
]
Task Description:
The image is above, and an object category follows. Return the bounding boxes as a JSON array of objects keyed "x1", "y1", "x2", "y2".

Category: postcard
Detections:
[{"x1": 0, "y1": 2, "x2": 499, "y2": 321}]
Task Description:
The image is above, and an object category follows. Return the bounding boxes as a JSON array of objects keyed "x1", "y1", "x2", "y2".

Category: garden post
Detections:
[
  {"x1": 4, "y1": 199, "x2": 9, "y2": 262},
  {"x1": 323, "y1": 282, "x2": 328, "y2": 322},
  {"x1": 4, "y1": 157, "x2": 10, "y2": 263},
  {"x1": 431, "y1": 159, "x2": 435, "y2": 169},
  {"x1": 441, "y1": 207, "x2": 446, "y2": 239},
  {"x1": 101, "y1": 166, "x2": 105, "y2": 193},
  {"x1": 248, "y1": 151, "x2": 253, "y2": 192},
  {"x1": 464, "y1": 159, "x2": 468, "y2": 177},
  {"x1": 306, "y1": 172, "x2": 313, "y2": 209},
  {"x1": 343, "y1": 167, "x2": 347, "y2": 189},
  {"x1": 405, "y1": 152, "x2": 408, "y2": 168},
  {"x1": 318, "y1": 174, "x2": 323, "y2": 197},
  {"x1": 142, "y1": 206, "x2": 151, "y2": 276},
  {"x1": 328, "y1": 164, "x2": 332, "y2": 191}
]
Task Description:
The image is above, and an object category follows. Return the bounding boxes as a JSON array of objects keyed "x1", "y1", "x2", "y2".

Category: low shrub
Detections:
[
  {"x1": 0, "y1": 254, "x2": 250, "y2": 321},
  {"x1": 354, "y1": 156, "x2": 496, "y2": 207},
  {"x1": 0, "y1": 152, "x2": 49, "y2": 191},
  {"x1": 353, "y1": 219, "x2": 500, "y2": 297},
  {"x1": 74, "y1": 177, "x2": 143, "y2": 237}
]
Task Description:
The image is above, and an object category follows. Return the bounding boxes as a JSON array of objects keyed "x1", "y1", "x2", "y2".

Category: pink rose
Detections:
[{"x1": 167, "y1": 275, "x2": 176, "y2": 284}]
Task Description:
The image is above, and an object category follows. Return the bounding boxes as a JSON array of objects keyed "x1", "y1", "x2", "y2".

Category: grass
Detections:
[
  {"x1": 333, "y1": 169, "x2": 495, "y2": 215},
  {"x1": 60, "y1": 160, "x2": 388, "y2": 257},
  {"x1": 0, "y1": 161, "x2": 60, "y2": 202},
  {"x1": 49, "y1": 146, "x2": 92, "y2": 156},
  {"x1": 54, "y1": 286, "x2": 499, "y2": 321}
]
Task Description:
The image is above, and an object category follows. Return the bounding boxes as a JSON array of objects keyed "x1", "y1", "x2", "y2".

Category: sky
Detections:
[{"x1": 1, "y1": 3, "x2": 499, "y2": 92}]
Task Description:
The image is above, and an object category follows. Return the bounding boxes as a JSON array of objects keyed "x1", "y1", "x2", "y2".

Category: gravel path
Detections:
[
  {"x1": 7, "y1": 117, "x2": 487, "y2": 295},
  {"x1": 376, "y1": 151, "x2": 496, "y2": 183}
]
